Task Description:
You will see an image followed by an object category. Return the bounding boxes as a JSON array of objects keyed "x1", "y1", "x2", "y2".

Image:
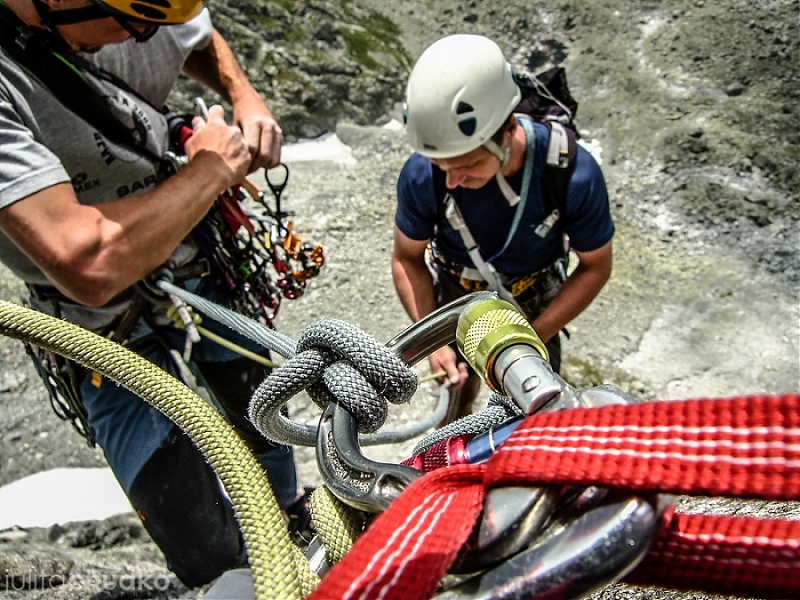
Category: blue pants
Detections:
[{"x1": 78, "y1": 291, "x2": 298, "y2": 587}]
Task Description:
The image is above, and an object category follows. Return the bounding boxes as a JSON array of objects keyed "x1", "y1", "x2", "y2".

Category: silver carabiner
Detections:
[
  {"x1": 436, "y1": 495, "x2": 659, "y2": 600},
  {"x1": 193, "y1": 97, "x2": 210, "y2": 122},
  {"x1": 316, "y1": 401, "x2": 421, "y2": 513}
]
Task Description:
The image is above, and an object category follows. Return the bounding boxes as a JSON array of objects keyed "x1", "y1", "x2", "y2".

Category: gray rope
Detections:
[
  {"x1": 156, "y1": 279, "x2": 298, "y2": 358},
  {"x1": 249, "y1": 319, "x2": 418, "y2": 447},
  {"x1": 412, "y1": 393, "x2": 523, "y2": 455}
]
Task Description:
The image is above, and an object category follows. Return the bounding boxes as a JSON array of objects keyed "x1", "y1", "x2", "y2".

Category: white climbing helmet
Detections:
[{"x1": 403, "y1": 34, "x2": 521, "y2": 159}]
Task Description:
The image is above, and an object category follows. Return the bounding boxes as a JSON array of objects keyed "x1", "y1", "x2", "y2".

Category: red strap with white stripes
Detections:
[{"x1": 307, "y1": 394, "x2": 800, "y2": 600}]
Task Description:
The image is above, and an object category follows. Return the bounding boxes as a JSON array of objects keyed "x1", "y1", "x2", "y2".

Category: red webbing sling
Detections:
[{"x1": 308, "y1": 394, "x2": 799, "y2": 600}]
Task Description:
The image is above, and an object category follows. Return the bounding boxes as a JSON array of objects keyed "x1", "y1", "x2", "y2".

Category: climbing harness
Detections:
[{"x1": 2, "y1": 287, "x2": 797, "y2": 600}]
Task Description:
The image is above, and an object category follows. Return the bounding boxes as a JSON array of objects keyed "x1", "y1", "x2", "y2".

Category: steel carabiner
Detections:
[
  {"x1": 316, "y1": 401, "x2": 421, "y2": 513},
  {"x1": 436, "y1": 495, "x2": 660, "y2": 600}
]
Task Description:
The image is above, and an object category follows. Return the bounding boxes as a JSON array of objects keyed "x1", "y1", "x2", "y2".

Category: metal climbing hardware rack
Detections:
[{"x1": 176, "y1": 98, "x2": 324, "y2": 327}]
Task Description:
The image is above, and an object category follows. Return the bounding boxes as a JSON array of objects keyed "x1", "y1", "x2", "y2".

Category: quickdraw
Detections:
[{"x1": 170, "y1": 99, "x2": 324, "y2": 328}]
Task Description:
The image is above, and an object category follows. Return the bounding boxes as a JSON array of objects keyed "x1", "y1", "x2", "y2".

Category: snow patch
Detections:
[{"x1": 0, "y1": 468, "x2": 131, "y2": 529}]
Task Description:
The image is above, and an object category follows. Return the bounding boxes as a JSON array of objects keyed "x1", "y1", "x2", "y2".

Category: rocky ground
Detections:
[{"x1": 1, "y1": 0, "x2": 798, "y2": 598}]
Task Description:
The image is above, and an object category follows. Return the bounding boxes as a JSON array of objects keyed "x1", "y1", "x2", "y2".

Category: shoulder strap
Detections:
[
  {"x1": 442, "y1": 196, "x2": 522, "y2": 310},
  {"x1": 432, "y1": 163, "x2": 448, "y2": 225},
  {"x1": 535, "y1": 121, "x2": 577, "y2": 239}
]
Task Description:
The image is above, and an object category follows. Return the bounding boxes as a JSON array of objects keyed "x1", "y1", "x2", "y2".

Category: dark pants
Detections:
[{"x1": 75, "y1": 310, "x2": 298, "y2": 587}]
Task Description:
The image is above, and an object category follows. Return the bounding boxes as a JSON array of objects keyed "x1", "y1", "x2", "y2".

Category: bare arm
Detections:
[
  {"x1": 182, "y1": 29, "x2": 282, "y2": 171},
  {"x1": 391, "y1": 224, "x2": 437, "y2": 322},
  {"x1": 530, "y1": 240, "x2": 613, "y2": 343},
  {"x1": 391, "y1": 225, "x2": 467, "y2": 386},
  {"x1": 0, "y1": 105, "x2": 249, "y2": 307}
]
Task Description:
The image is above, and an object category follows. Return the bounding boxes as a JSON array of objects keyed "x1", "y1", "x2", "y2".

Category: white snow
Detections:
[
  {"x1": 279, "y1": 132, "x2": 356, "y2": 165},
  {"x1": 0, "y1": 468, "x2": 132, "y2": 530}
]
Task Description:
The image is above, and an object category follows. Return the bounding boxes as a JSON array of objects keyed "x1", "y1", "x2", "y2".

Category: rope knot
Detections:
[
  {"x1": 249, "y1": 319, "x2": 418, "y2": 445},
  {"x1": 295, "y1": 319, "x2": 417, "y2": 433}
]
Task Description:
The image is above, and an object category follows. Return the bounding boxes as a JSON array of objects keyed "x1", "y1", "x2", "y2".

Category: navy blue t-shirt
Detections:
[{"x1": 395, "y1": 120, "x2": 614, "y2": 276}]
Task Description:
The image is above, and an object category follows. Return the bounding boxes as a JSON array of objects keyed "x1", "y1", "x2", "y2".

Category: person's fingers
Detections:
[
  {"x1": 246, "y1": 120, "x2": 283, "y2": 171},
  {"x1": 206, "y1": 104, "x2": 225, "y2": 120}
]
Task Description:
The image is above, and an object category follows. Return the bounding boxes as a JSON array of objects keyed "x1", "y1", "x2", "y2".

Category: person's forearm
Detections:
[
  {"x1": 530, "y1": 263, "x2": 610, "y2": 343},
  {"x1": 62, "y1": 153, "x2": 235, "y2": 304},
  {"x1": 182, "y1": 29, "x2": 260, "y2": 106},
  {"x1": 0, "y1": 147, "x2": 238, "y2": 308}
]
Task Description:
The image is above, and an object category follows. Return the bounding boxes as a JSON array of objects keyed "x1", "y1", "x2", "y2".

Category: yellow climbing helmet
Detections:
[{"x1": 90, "y1": 0, "x2": 204, "y2": 24}]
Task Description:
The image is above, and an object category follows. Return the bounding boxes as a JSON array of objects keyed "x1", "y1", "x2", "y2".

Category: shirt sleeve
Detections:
[
  {"x1": 395, "y1": 153, "x2": 439, "y2": 242},
  {"x1": 0, "y1": 95, "x2": 70, "y2": 210},
  {"x1": 89, "y1": 9, "x2": 214, "y2": 107}
]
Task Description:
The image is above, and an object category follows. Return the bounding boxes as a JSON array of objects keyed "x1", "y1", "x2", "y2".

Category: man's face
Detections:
[{"x1": 430, "y1": 146, "x2": 501, "y2": 190}]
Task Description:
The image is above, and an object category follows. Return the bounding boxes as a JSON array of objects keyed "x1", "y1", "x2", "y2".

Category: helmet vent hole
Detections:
[
  {"x1": 458, "y1": 117, "x2": 477, "y2": 136},
  {"x1": 455, "y1": 101, "x2": 474, "y2": 115}
]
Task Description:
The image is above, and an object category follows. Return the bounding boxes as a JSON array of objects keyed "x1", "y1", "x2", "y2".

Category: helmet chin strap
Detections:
[{"x1": 483, "y1": 139, "x2": 520, "y2": 207}]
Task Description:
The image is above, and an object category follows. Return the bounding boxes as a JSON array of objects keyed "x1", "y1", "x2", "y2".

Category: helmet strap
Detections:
[
  {"x1": 36, "y1": 1, "x2": 109, "y2": 26},
  {"x1": 29, "y1": 0, "x2": 73, "y2": 50},
  {"x1": 483, "y1": 139, "x2": 507, "y2": 166}
]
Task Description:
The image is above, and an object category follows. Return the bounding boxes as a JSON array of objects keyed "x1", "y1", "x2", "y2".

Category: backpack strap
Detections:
[{"x1": 534, "y1": 120, "x2": 577, "y2": 239}]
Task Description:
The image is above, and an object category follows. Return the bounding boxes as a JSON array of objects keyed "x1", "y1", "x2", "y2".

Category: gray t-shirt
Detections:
[
  {"x1": 0, "y1": 12, "x2": 213, "y2": 329},
  {"x1": 90, "y1": 10, "x2": 213, "y2": 107}
]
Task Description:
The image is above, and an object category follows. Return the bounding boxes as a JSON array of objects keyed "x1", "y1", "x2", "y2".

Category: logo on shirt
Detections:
[
  {"x1": 94, "y1": 133, "x2": 115, "y2": 166},
  {"x1": 72, "y1": 172, "x2": 101, "y2": 194},
  {"x1": 116, "y1": 175, "x2": 159, "y2": 198}
]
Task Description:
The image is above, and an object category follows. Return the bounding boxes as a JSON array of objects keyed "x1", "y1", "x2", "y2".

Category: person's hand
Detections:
[
  {"x1": 185, "y1": 104, "x2": 250, "y2": 186},
  {"x1": 232, "y1": 98, "x2": 283, "y2": 172},
  {"x1": 428, "y1": 346, "x2": 469, "y2": 390}
]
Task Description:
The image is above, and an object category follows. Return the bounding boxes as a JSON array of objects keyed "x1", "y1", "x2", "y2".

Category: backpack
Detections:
[{"x1": 433, "y1": 66, "x2": 579, "y2": 240}]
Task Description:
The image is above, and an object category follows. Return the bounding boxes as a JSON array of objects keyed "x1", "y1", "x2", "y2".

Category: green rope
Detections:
[
  {"x1": 310, "y1": 486, "x2": 368, "y2": 564},
  {"x1": 0, "y1": 300, "x2": 318, "y2": 598}
]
